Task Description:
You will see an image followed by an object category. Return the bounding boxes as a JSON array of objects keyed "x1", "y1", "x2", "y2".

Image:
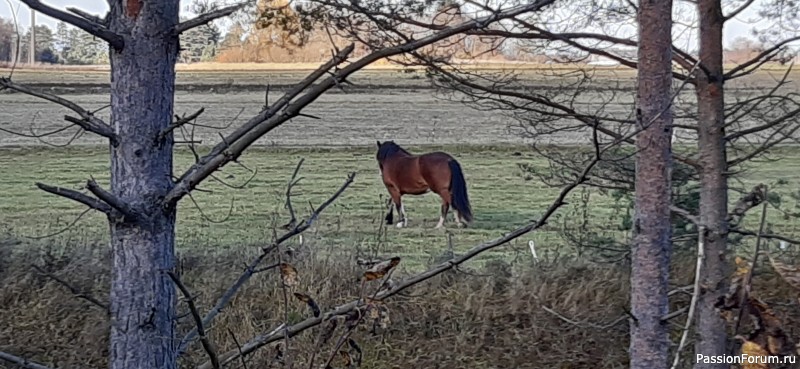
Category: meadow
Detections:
[{"x1": 2, "y1": 66, "x2": 800, "y2": 368}]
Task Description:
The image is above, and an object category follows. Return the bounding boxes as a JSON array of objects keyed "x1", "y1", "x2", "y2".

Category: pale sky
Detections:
[{"x1": 0, "y1": 0, "x2": 774, "y2": 48}]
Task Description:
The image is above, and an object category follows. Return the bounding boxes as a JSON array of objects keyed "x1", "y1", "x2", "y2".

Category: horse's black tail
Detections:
[{"x1": 449, "y1": 159, "x2": 473, "y2": 223}]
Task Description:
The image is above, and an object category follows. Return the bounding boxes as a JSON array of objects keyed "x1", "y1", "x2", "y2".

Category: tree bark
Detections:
[
  {"x1": 694, "y1": 0, "x2": 730, "y2": 366},
  {"x1": 106, "y1": 1, "x2": 180, "y2": 369},
  {"x1": 630, "y1": 0, "x2": 673, "y2": 368}
]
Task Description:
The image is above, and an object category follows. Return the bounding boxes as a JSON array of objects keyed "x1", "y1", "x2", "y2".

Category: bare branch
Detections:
[
  {"x1": 168, "y1": 272, "x2": 220, "y2": 369},
  {"x1": 0, "y1": 351, "x2": 56, "y2": 369},
  {"x1": 725, "y1": 106, "x2": 800, "y2": 142},
  {"x1": 86, "y1": 178, "x2": 139, "y2": 221},
  {"x1": 724, "y1": 0, "x2": 757, "y2": 21},
  {"x1": 174, "y1": 3, "x2": 247, "y2": 35},
  {"x1": 16, "y1": 0, "x2": 122, "y2": 50},
  {"x1": 670, "y1": 226, "x2": 704, "y2": 369},
  {"x1": 159, "y1": 108, "x2": 206, "y2": 141},
  {"x1": 729, "y1": 229, "x2": 800, "y2": 245},
  {"x1": 732, "y1": 186, "x2": 769, "y2": 337},
  {"x1": 542, "y1": 305, "x2": 628, "y2": 330},
  {"x1": 35, "y1": 182, "x2": 112, "y2": 215},
  {"x1": 31, "y1": 264, "x2": 109, "y2": 313},
  {"x1": 23, "y1": 208, "x2": 93, "y2": 240},
  {"x1": 177, "y1": 172, "x2": 357, "y2": 356},
  {"x1": 670, "y1": 205, "x2": 699, "y2": 225},
  {"x1": 0, "y1": 78, "x2": 117, "y2": 143},
  {"x1": 227, "y1": 329, "x2": 249, "y2": 369},
  {"x1": 724, "y1": 37, "x2": 800, "y2": 80},
  {"x1": 283, "y1": 158, "x2": 305, "y2": 230}
]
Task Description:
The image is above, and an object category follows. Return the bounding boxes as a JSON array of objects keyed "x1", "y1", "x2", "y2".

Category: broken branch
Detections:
[
  {"x1": 0, "y1": 351, "x2": 56, "y2": 369},
  {"x1": 0, "y1": 78, "x2": 117, "y2": 143},
  {"x1": 35, "y1": 182, "x2": 112, "y2": 215},
  {"x1": 86, "y1": 178, "x2": 139, "y2": 221},
  {"x1": 174, "y1": 3, "x2": 247, "y2": 35}
]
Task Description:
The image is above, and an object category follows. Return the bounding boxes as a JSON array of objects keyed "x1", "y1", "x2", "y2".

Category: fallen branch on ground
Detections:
[{"x1": 0, "y1": 350, "x2": 57, "y2": 369}]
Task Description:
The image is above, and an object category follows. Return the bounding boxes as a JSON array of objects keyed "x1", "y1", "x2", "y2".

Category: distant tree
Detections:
[
  {"x1": 64, "y1": 28, "x2": 108, "y2": 65},
  {"x1": 0, "y1": 17, "x2": 15, "y2": 62},
  {"x1": 215, "y1": 22, "x2": 246, "y2": 62},
  {"x1": 54, "y1": 21, "x2": 70, "y2": 63},
  {"x1": 725, "y1": 36, "x2": 762, "y2": 63},
  {"x1": 178, "y1": 17, "x2": 220, "y2": 63},
  {"x1": 18, "y1": 24, "x2": 58, "y2": 63}
]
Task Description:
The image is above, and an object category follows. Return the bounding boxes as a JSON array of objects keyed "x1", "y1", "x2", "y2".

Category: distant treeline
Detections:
[{"x1": 0, "y1": 17, "x2": 219, "y2": 65}]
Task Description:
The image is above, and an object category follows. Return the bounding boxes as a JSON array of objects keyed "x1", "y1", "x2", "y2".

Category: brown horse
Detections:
[{"x1": 376, "y1": 141, "x2": 473, "y2": 228}]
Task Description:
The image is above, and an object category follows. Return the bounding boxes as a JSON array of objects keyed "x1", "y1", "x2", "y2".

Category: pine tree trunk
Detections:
[
  {"x1": 694, "y1": 0, "x2": 730, "y2": 366},
  {"x1": 107, "y1": 1, "x2": 180, "y2": 368},
  {"x1": 630, "y1": 0, "x2": 673, "y2": 367}
]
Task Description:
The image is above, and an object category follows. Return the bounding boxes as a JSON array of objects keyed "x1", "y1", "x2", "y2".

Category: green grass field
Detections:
[
  {"x1": 4, "y1": 66, "x2": 800, "y2": 368},
  {"x1": 3, "y1": 144, "x2": 800, "y2": 271}
]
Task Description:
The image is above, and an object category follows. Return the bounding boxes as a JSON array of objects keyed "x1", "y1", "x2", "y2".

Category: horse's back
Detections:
[{"x1": 418, "y1": 152, "x2": 455, "y2": 191}]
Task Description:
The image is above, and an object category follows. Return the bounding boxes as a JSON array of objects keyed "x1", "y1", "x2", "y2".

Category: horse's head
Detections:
[{"x1": 375, "y1": 140, "x2": 407, "y2": 167}]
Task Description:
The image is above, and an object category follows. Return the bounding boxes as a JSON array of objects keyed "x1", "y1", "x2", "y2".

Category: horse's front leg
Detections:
[
  {"x1": 397, "y1": 200, "x2": 408, "y2": 228},
  {"x1": 384, "y1": 197, "x2": 394, "y2": 225}
]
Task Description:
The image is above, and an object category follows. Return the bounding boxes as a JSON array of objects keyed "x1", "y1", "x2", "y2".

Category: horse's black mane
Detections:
[{"x1": 376, "y1": 141, "x2": 411, "y2": 163}]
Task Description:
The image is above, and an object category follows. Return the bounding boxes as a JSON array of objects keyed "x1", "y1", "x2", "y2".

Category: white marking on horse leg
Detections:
[
  {"x1": 435, "y1": 216, "x2": 445, "y2": 229},
  {"x1": 396, "y1": 203, "x2": 408, "y2": 228}
]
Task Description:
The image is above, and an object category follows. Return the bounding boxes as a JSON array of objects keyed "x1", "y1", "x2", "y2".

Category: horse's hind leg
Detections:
[
  {"x1": 388, "y1": 187, "x2": 407, "y2": 228},
  {"x1": 436, "y1": 191, "x2": 451, "y2": 229},
  {"x1": 384, "y1": 197, "x2": 394, "y2": 225}
]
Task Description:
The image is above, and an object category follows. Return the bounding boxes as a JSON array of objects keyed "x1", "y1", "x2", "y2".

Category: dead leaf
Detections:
[
  {"x1": 363, "y1": 257, "x2": 400, "y2": 281},
  {"x1": 378, "y1": 305, "x2": 391, "y2": 330},
  {"x1": 768, "y1": 254, "x2": 800, "y2": 291},
  {"x1": 749, "y1": 298, "x2": 783, "y2": 332},
  {"x1": 365, "y1": 298, "x2": 382, "y2": 321},
  {"x1": 716, "y1": 257, "x2": 752, "y2": 312},
  {"x1": 741, "y1": 341, "x2": 770, "y2": 369},
  {"x1": 294, "y1": 292, "x2": 320, "y2": 317},
  {"x1": 735, "y1": 256, "x2": 751, "y2": 279},
  {"x1": 340, "y1": 350, "x2": 353, "y2": 367},
  {"x1": 280, "y1": 263, "x2": 298, "y2": 287}
]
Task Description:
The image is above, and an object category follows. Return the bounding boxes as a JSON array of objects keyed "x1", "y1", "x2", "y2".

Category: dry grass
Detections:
[{"x1": 3, "y1": 235, "x2": 799, "y2": 369}]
